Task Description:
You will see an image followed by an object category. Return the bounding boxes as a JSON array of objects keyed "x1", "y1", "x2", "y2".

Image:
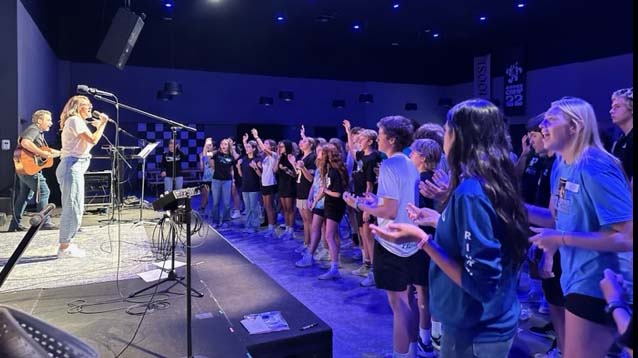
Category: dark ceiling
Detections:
[{"x1": 21, "y1": 0, "x2": 633, "y2": 85}]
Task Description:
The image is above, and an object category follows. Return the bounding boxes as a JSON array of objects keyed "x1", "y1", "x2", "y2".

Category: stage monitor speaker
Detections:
[
  {"x1": 85, "y1": 171, "x2": 112, "y2": 208},
  {"x1": 96, "y1": 7, "x2": 145, "y2": 70}
]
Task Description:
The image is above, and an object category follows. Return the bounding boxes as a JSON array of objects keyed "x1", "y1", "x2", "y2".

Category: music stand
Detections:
[{"x1": 133, "y1": 141, "x2": 160, "y2": 227}]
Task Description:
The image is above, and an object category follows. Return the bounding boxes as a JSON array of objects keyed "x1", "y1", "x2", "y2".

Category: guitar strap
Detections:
[{"x1": 34, "y1": 134, "x2": 47, "y2": 204}]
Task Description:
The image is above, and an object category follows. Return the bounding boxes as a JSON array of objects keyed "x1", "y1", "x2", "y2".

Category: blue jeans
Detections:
[
  {"x1": 56, "y1": 157, "x2": 90, "y2": 244},
  {"x1": 440, "y1": 333, "x2": 514, "y2": 358},
  {"x1": 210, "y1": 179, "x2": 231, "y2": 224},
  {"x1": 11, "y1": 172, "x2": 51, "y2": 229},
  {"x1": 164, "y1": 176, "x2": 183, "y2": 192},
  {"x1": 242, "y1": 191, "x2": 260, "y2": 230}
]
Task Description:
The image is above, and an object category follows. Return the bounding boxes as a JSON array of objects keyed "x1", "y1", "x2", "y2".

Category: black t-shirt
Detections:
[
  {"x1": 161, "y1": 149, "x2": 185, "y2": 177},
  {"x1": 240, "y1": 156, "x2": 261, "y2": 192},
  {"x1": 19, "y1": 124, "x2": 45, "y2": 148},
  {"x1": 418, "y1": 171, "x2": 436, "y2": 235},
  {"x1": 612, "y1": 128, "x2": 633, "y2": 181},
  {"x1": 534, "y1": 155, "x2": 556, "y2": 208},
  {"x1": 213, "y1": 152, "x2": 235, "y2": 180},
  {"x1": 295, "y1": 153, "x2": 317, "y2": 200},
  {"x1": 324, "y1": 167, "x2": 346, "y2": 208},
  {"x1": 353, "y1": 151, "x2": 383, "y2": 195},
  {"x1": 521, "y1": 154, "x2": 544, "y2": 203}
]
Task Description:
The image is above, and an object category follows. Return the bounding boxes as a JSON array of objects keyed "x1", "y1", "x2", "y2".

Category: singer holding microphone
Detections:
[{"x1": 56, "y1": 95, "x2": 108, "y2": 258}]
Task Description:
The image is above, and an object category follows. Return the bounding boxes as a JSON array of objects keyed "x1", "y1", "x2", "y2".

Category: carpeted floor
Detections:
[{"x1": 0, "y1": 224, "x2": 154, "y2": 293}]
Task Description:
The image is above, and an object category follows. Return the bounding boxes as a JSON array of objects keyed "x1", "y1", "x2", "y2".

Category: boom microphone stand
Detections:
[{"x1": 84, "y1": 88, "x2": 201, "y2": 358}]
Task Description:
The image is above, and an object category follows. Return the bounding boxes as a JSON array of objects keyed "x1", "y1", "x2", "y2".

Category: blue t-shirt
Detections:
[
  {"x1": 551, "y1": 147, "x2": 633, "y2": 300},
  {"x1": 430, "y1": 177, "x2": 519, "y2": 342}
]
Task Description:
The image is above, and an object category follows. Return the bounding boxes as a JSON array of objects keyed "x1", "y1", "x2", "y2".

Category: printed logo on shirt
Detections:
[
  {"x1": 463, "y1": 231, "x2": 475, "y2": 276},
  {"x1": 555, "y1": 177, "x2": 572, "y2": 213}
]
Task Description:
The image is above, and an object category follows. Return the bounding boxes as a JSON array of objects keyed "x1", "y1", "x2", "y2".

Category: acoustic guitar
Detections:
[{"x1": 13, "y1": 146, "x2": 58, "y2": 175}]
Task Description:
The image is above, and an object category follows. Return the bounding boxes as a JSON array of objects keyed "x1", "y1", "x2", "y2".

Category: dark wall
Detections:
[{"x1": 0, "y1": 0, "x2": 18, "y2": 194}]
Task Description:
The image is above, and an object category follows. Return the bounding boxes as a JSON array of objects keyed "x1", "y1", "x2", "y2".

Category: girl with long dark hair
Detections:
[{"x1": 371, "y1": 100, "x2": 529, "y2": 357}]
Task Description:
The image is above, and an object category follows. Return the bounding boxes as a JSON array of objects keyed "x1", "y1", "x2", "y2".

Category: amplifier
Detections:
[{"x1": 84, "y1": 171, "x2": 112, "y2": 208}]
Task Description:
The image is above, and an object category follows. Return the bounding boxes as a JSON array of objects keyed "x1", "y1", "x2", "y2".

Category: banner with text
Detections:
[
  {"x1": 473, "y1": 54, "x2": 491, "y2": 99},
  {"x1": 503, "y1": 47, "x2": 526, "y2": 116}
]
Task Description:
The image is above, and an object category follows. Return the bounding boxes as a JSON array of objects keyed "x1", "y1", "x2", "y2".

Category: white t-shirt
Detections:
[
  {"x1": 60, "y1": 116, "x2": 94, "y2": 158},
  {"x1": 261, "y1": 153, "x2": 278, "y2": 186},
  {"x1": 375, "y1": 152, "x2": 420, "y2": 257}
]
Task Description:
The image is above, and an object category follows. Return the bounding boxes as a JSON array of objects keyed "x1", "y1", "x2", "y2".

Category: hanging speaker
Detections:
[{"x1": 96, "y1": 7, "x2": 145, "y2": 70}]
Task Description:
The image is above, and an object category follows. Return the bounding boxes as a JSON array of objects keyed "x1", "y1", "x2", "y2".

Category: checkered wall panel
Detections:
[{"x1": 137, "y1": 123, "x2": 205, "y2": 174}]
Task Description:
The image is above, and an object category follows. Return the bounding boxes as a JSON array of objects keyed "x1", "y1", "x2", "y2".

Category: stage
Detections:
[{"x1": 0, "y1": 207, "x2": 332, "y2": 357}]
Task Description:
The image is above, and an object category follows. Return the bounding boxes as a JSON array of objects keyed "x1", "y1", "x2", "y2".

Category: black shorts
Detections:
[
  {"x1": 312, "y1": 208, "x2": 325, "y2": 217},
  {"x1": 354, "y1": 210, "x2": 377, "y2": 228},
  {"x1": 373, "y1": 240, "x2": 430, "y2": 291},
  {"x1": 541, "y1": 251, "x2": 565, "y2": 307},
  {"x1": 565, "y1": 293, "x2": 616, "y2": 327},
  {"x1": 324, "y1": 202, "x2": 346, "y2": 223},
  {"x1": 261, "y1": 184, "x2": 278, "y2": 196}
]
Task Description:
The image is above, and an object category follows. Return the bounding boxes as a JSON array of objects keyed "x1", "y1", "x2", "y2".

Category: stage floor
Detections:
[{"x1": 0, "y1": 206, "x2": 331, "y2": 357}]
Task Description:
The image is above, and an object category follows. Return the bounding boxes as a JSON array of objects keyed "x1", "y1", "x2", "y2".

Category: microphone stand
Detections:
[{"x1": 88, "y1": 93, "x2": 201, "y2": 358}]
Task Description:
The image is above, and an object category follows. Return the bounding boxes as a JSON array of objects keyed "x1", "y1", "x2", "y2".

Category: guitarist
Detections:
[{"x1": 8, "y1": 110, "x2": 60, "y2": 232}]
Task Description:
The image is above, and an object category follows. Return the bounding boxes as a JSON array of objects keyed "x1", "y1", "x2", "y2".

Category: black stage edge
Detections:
[{"x1": 0, "y1": 228, "x2": 332, "y2": 357}]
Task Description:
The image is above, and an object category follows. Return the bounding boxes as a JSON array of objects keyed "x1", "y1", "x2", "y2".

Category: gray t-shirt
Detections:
[
  {"x1": 19, "y1": 124, "x2": 45, "y2": 148},
  {"x1": 375, "y1": 152, "x2": 420, "y2": 257}
]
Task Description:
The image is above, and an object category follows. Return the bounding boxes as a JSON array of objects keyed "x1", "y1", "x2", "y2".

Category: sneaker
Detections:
[
  {"x1": 313, "y1": 248, "x2": 328, "y2": 261},
  {"x1": 417, "y1": 337, "x2": 437, "y2": 358},
  {"x1": 218, "y1": 222, "x2": 230, "y2": 229},
  {"x1": 294, "y1": 244, "x2": 308, "y2": 254},
  {"x1": 534, "y1": 348, "x2": 562, "y2": 358},
  {"x1": 279, "y1": 231, "x2": 292, "y2": 240},
  {"x1": 243, "y1": 227, "x2": 258, "y2": 234},
  {"x1": 351, "y1": 250, "x2": 362, "y2": 261},
  {"x1": 351, "y1": 264, "x2": 370, "y2": 277},
  {"x1": 519, "y1": 308, "x2": 531, "y2": 321},
  {"x1": 538, "y1": 297, "x2": 550, "y2": 314},
  {"x1": 360, "y1": 271, "x2": 376, "y2": 287},
  {"x1": 529, "y1": 322, "x2": 556, "y2": 340},
  {"x1": 295, "y1": 253, "x2": 313, "y2": 268},
  {"x1": 41, "y1": 223, "x2": 59, "y2": 230},
  {"x1": 318, "y1": 268, "x2": 341, "y2": 280},
  {"x1": 263, "y1": 229, "x2": 277, "y2": 239},
  {"x1": 230, "y1": 210, "x2": 241, "y2": 219},
  {"x1": 430, "y1": 334, "x2": 441, "y2": 351},
  {"x1": 57, "y1": 244, "x2": 86, "y2": 259}
]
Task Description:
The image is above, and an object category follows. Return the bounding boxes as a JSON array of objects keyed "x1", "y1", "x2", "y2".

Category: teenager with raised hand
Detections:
[
  {"x1": 251, "y1": 128, "x2": 278, "y2": 238},
  {"x1": 371, "y1": 100, "x2": 529, "y2": 358},
  {"x1": 237, "y1": 134, "x2": 262, "y2": 233},
  {"x1": 527, "y1": 97, "x2": 633, "y2": 358},
  {"x1": 293, "y1": 125, "x2": 317, "y2": 253}
]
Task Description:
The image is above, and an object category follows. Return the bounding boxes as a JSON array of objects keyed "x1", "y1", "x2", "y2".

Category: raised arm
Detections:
[
  {"x1": 342, "y1": 119, "x2": 356, "y2": 158},
  {"x1": 251, "y1": 128, "x2": 272, "y2": 156}
]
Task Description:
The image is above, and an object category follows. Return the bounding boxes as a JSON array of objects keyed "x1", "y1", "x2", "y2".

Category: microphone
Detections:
[
  {"x1": 77, "y1": 84, "x2": 115, "y2": 97},
  {"x1": 90, "y1": 110, "x2": 116, "y2": 124},
  {"x1": 29, "y1": 203, "x2": 56, "y2": 227}
]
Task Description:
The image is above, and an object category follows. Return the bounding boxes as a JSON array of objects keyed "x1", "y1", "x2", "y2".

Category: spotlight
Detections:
[
  {"x1": 358, "y1": 94, "x2": 374, "y2": 104},
  {"x1": 259, "y1": 96, "x2": 274, "y2": 106},
  {"x1": 517, "y1": 3, "x2": 525, "y2": 8},
  {"x1": 332, "y1": 99, "x2": 346, "y2": 108},
  {"x1": 276, "y1": 15, "x2": 285, "y2": 22},
  {"x1": 278, "y1": 91, "x2": 294, "y2": 102},
  {"x1": 433, "y1": 33, "x2": 440, "y2": 38},
  {"x1": 479, "y1": 16, "x2": 487, "y2": 21},
  {"x1": 353, "y1": 24, "x2": 360, "y2": 30},
  {"x1": 163, "y1": 81, "x2": 182, "y2": 96},
  {"x1": 157, "y1": 90, "x2": 172, "y2": 101},
  {"x1": 393, "y1": 3, "x2": 400, "y2": 9}
]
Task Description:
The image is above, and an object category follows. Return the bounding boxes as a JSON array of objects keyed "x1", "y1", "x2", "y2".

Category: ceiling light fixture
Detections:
[
  {"x1": 433, "y1": 33, "x2": 440, "y2": 38},
  {"x1": 279, "y1": 90, "x2": 294, "y2": 102},
  {"x1": 353, "y1": 24, "x2": 360, "y2": 30},
  {"x1": 393, "y1": 3, "x2": 400, "y2": 9},
  {"x1": 479, "y1": 16, "x2": 487, "y2": 21},
  {"x1": 359, "y1": 94, "x2": 374, "y2": 104},
  {"x1": 332, "y1": 99, "x2": 346, "y2": 108},
  {"x1": 276, "y1": 15, "x2": 285, "y2": 22},
  {"x1": 404, "y1": 103, "x2": 417, "y2": 111},
  {"x1": 517, "y1": 3, "x2": 525, "y2": 8},
  {"x1": 259, "y1": 96, "x2": 274, "y2": 106}
]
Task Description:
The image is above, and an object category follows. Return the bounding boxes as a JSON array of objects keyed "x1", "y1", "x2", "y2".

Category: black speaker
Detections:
[{"x1": 96, "y1": 7, "x2": 145, "y2": 70}]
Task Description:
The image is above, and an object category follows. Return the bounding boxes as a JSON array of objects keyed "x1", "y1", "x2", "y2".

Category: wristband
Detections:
[
  {"x1": 417, "y1": 235, "x2": 430, "y2": 250},
  {"x1": 604, "y1": 300, "x2": 629, "y2": 315}
]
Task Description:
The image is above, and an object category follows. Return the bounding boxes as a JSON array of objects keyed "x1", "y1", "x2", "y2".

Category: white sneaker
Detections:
[
  {"x1": 58, "y1": 244, "x2": 86, "y2": 259},
  {"x1": 294, "y1": 244, "x2": 308, "y2": 254},
  {"x1": 230, "y1": 210, "x2": 241, "y2": 219},
  {"x1": 318, "y1": 267, "x2": 341, "y2": 280},
  {"x1": 351, "y1": 264, "x2": 370, "y2": 277},
  {"x1": 360, "y1": 271, "x2": 376, "y2": 287},
  {"x1": 313, "y1": 248, "x2": 328, "y2": 261},
  {"x1": 295, "y1": 253, "x2": 313, "y2": 268}
]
